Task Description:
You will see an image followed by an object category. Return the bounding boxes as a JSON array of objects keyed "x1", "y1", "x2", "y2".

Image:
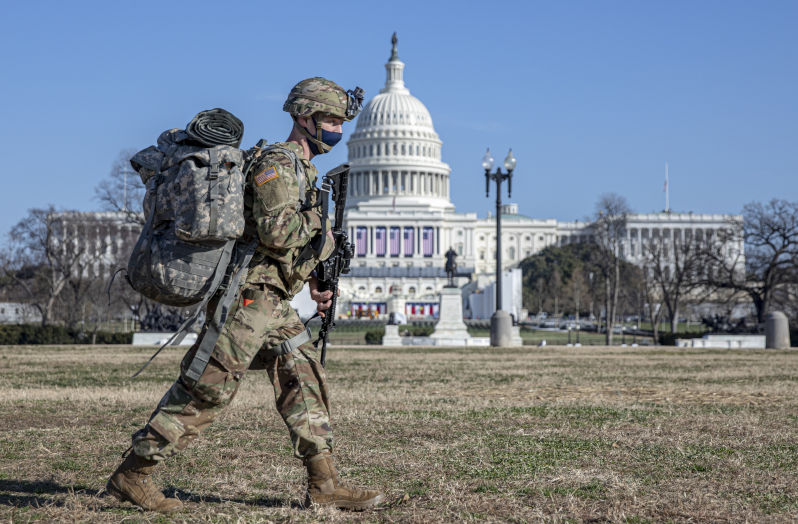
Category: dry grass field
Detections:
[{"x1": 0, "y1": 344, "x2": 797, "y2": 523}]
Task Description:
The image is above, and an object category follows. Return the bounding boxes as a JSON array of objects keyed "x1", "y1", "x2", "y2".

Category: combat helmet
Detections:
[{"x1": 284, "y1": 77, "x2": 364, "y2": 154}]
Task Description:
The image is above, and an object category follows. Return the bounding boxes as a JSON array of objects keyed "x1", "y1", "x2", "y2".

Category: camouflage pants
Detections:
[{"x1": 131, "y1": 281, "x2": 332, "y2": 461}]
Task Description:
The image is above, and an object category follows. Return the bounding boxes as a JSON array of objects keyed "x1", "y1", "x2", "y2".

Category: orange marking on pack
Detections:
[{"x1": 243, "y1": 298, "x2": 254, "y2": 307}]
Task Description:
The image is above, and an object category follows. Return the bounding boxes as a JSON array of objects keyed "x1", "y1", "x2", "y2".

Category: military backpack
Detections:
[{"x1": 123, "y1": 108, "x2": 316, "y2": 382}]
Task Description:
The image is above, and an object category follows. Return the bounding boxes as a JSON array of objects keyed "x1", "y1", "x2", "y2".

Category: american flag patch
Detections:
[{"x1": 255, "y1": 167, "x2": 278, "y2": 186}]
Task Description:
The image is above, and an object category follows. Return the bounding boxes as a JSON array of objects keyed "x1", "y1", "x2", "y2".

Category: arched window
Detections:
[
  {"x1": 375, "y1": 286, "x2": 383, "y2": 294},
  {"x1": 408, "y1": 287, "x2": 416, "y2": 296}
]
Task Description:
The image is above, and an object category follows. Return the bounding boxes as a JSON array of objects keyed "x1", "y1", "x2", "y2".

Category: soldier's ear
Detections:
[{"x1": 295, "y1": 116, "x2": 312, "y2": 129}]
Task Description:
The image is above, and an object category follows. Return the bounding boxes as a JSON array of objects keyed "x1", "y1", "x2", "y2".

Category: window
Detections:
[
  {"x1": 408, "y1": 287, "x2": 416, "y2": 296},
  {"x1": 422, "y1": 227, "x2": 434, "y2": 257},
  {"x1": 375, "y1": 286, "x2": 383, "y2": 294},
  {"x1": 389, "y1": 227, "x2": 400, "y2": 257},
  {"x1": 356, "y1": 227, "x2": 368, "y2": 257},
  {"x1": 375, "y1": 227, "x2": 387, "y2": 257},
  {"x1": 403, "y1": 227, "x2": 414, "y2": 257},
  {"x1": 509, "y1": 247, "x2": 515, "y2": 259}
]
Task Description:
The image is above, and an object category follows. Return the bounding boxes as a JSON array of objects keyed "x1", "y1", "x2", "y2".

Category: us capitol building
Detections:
[{"x1": 337, "y1": 36, "x2": 742, "y2": 320}]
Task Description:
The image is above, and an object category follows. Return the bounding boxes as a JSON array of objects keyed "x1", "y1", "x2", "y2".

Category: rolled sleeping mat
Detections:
[{"x1": 185, "y1": 108, "x2": 244, "y2": 148}]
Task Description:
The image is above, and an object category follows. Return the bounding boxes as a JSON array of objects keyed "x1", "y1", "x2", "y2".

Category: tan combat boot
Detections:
[
  {"x1": 304, "y1": 451, "x2": 384, "y2": 510},
  {"x1": 106, "y1": 452, "x2": 183, "y2": 513}
]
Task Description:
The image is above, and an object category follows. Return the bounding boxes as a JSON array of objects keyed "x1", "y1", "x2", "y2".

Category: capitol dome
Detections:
[{"x1": 347, "y1": 34, "x2": 452, "y2": 210}]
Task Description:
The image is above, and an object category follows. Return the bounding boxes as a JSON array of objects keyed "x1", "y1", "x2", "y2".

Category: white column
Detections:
[{"x1": 369, "y1": 226, "x2": 374, "y2": 255}]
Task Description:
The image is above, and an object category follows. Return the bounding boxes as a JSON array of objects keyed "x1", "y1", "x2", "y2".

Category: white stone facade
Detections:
[
  {"x1": 338, "y1": 37, "x2": 745, "y2": 320},
  {"x1": 0, "y1": 302, "x2": 42, "y2": 324},
  {"x1": 557, "y1": 213, "x2": 745, "y2": 271},
  {"x1": 340, "y1": 37, "x2": 477, "y2": 319},
  {"x1": 51, "y1": 211, "x2": 141, "y2": 279}
]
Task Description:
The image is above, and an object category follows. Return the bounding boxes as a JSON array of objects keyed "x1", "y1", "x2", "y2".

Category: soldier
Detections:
[{"x1": 106, "y1": 78, "x2": 384, "y2": 513}]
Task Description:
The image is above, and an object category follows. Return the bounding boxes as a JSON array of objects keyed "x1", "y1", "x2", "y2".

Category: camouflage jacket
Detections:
[{"x1": 244, "y1": 141, "x2": 333, "y2": 298}]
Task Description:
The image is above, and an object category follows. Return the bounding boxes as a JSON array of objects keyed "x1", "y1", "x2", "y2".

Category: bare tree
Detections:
[
  {"x1": 641, "y1": 264, "x2": 665, "y2": 343},
  {"x1": 643, "y1": 229, "x2": 705, "y2": 333},
  {"x1": 589, "y1": 193, "x2": 631, "y2": 344},
  {"x1": 549, "y1": 265, "x2": 562, "y2": 317},
  {"x1": 567, "y1": 268, "x2": 589, "y2": 323},
  {"x1": 94, "y1": 148, "x2": 145, "y2": 225},
  {"x1": 535, "y1": 277, "x2": 545, "y2": 316},
  {"x1": 2, "y1": 206, "x2": 87, "y2": 326},
  {"x1": 703, "y1": 199, "x2": 798, "y2": 324}
]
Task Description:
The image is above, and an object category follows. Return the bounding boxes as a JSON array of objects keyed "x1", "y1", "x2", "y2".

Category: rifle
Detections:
[{"x1": 314, "y1": 163, "x2": 353, "y2": 366}]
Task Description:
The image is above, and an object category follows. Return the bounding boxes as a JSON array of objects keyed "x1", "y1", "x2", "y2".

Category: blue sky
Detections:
[{"x1": 0, "y1": 0, "x2": 795, "y2": 238}]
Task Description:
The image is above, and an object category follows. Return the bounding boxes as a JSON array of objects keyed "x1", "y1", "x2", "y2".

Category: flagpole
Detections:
[{"x1": 665, "y1": 162, "x2": 669, "y2": 212}]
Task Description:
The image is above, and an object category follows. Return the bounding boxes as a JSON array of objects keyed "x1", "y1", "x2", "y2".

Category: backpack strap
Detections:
[
  {"x1": 207, "y1": 147, "x2": 221, "y2": 238},
  {"x1": 261, "y1": 327, "x2": 312, "y2": 358},
  {"x1": 181, "y1": 240, "x2": 258, "y2": 387},
  {"x1": 263, "y1": 145, "x2": 309, "y2": 209},
  {"x1": 131, "y1": 239, "x2": 240, "y2": 380}
]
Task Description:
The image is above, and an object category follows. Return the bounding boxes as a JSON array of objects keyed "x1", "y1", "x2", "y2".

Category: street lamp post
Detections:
[{"x1": 483, "y1": 148, "x2": 517, "y2": 346}]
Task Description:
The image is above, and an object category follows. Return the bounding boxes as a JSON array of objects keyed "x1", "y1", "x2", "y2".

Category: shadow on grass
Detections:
[
  {"x1": 0, "y1": 478, "x2": 93, "y2": 507},
  {"x1": 164, "y1": 486, "x2": 301, "y2": 509},
  {"x1": 0, "y1": 478, "x2": 301, "y2": 510}
]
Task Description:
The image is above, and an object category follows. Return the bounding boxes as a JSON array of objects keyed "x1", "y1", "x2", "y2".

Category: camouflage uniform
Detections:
[
  {"x1": 131, "y1": 141, "x2": 335, "y2": 461},
  {"x1": 110, "y1": 77, "x2": 381, "y2": 513}
]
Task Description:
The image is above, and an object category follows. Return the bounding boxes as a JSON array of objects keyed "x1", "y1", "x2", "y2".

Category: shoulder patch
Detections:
[{"x1": 255, "y1": 167, "x2": 279, "y2": 186}]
